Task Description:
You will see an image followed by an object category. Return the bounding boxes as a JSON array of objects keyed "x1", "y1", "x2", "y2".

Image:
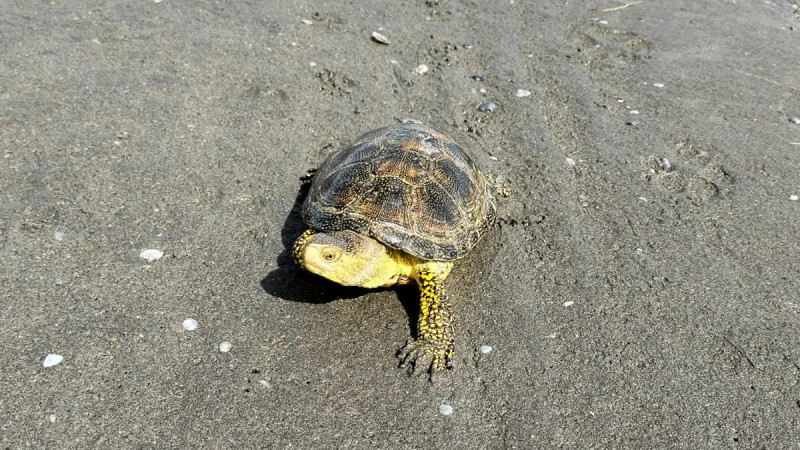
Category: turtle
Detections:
[{"x1": 292, "y1": 123, "x2": 496, "y2": 375}]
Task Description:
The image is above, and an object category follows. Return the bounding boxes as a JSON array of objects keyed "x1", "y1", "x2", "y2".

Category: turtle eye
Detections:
[{"x1": 322, "y1": 249, "x2": 342, "y2": 263}]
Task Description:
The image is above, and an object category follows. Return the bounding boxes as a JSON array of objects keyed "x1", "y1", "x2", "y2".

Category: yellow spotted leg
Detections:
[
  {"x1": 292, "y1": 229, "x2": 315, "y2": 268},
  {"x1": 399, "y1": 263, "x2": 455, "y2": 376}
]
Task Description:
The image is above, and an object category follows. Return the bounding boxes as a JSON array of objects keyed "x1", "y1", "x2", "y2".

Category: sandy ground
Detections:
[{"x1": 2, "y1": 0, "x2": 799, "y2": 448}]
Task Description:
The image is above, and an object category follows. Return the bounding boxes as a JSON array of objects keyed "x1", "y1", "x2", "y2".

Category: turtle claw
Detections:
[
  {"x1": 398, "y1": 338, "x2": 452, "y2": 378},
  {"x1": 300, "y1": 168, "x2": 317, "y2": 185}
]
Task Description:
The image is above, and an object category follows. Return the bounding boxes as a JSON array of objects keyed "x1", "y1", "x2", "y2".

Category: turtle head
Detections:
[{"x1": 294, "y1": 230, "x2": 401, "y2": 288}]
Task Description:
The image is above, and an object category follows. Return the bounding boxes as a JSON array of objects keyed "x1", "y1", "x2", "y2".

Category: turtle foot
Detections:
[{"x1": 398, "y1": 338, "x2": 453, "y2": 378}]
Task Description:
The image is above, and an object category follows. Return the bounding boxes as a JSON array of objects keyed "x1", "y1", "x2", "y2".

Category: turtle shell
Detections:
[{"x1": 302, "y1": 123, "x2": 496, "y2": 261}]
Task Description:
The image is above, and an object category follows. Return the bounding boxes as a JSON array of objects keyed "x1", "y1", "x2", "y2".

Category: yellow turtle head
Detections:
[{"x1": 295, "y1": 230, "x2": 402, "y2": 289}]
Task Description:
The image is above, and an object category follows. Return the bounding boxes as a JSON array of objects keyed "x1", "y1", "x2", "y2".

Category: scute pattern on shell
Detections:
[{"x1": 302, "y1": 123, "x2": 496, "y2": 260}]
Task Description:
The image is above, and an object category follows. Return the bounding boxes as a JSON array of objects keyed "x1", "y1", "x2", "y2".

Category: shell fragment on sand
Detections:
[
  {"x1": 43, "y1": 354, "x2": 63, "y2": 367},
  {"x1": 182, "y1": 318, "x2": 198, "y2": 331},
  {"x1": 370, "y1": 31, "x2": 389, "y2": 44},
  {"x1": 139, "y1": 249, "x2": 163, "y2": 262},
  {"x1": 477, "y1": 102, "x2": 498, "y2": 112}
]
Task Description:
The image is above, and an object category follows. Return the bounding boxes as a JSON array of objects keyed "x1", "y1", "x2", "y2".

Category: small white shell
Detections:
[
  {"x1": 43, "y1": 354, "x2": 63, "y2": 367},
  {"x1": 370, "y1": 31, "x2": 390, "y2": 45},
  {"x1": 139, "y1": 249, "x2": 163, "y2": 262}
]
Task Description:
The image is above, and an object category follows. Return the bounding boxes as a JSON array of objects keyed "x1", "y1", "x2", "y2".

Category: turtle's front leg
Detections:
[{"x1": 398, "y1": 263, "x2": 455, "y2": 376}]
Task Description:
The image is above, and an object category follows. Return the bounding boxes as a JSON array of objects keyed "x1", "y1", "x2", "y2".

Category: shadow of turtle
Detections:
[
  {"x1": 260, "y1": 181, "x2": 421, "y2": 336},
  {"x1": 260, "y1": 182, "x2": 363, "y2": 304}
]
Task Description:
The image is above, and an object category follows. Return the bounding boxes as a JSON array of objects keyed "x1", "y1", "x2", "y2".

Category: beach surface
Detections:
[{"x1": 1, "y1": 0, "x2": 799, "y2": 447}]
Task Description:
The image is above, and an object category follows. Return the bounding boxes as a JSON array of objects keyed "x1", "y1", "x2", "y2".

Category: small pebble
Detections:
[
  {"x1": 790, "y1": 195, "x2": 799, "y2": 201},
  {"x1": 54, "y1": 231, "x2": 65, "y2": 241},
  {"x1": 371, "y1": 31, "x2": 390, "y2": 45},
  {"x1": 658, "y1": 157, "x2": 671, "y2": 171},
  {"x1": 566, "y1": 157, "x2": 576, "y2": 166},
  {"x1": 415, "y1": 64, "x2": 429, "y2": 75},
  {"x1": 515, "y1": 89, "x2": 531, "y2": 97},
  {"x1": 139, "y1": 249, "x2": 163, "y2": 262},
  {"x1": 470, "y1": 75, "x2": 484, "y2": 81},
  {"x1": 477, "y1": 102, "x2": 498, "y2": 112},
  {"x1": 218, "y1": 341, "x2": 232, "y2": 352},
  {"x1": 300, "y1": 19, "x2": 313, "y2": 25},
  {"x1": 790, "y1": 117, "x2": 800, "y2": 124},
  {"x1": 48, "y1": 414, "x2": 56, "y2": 423},
  {"x1": 43, "y1": 354, "x2": 63, "y2": 368},
  {"x1": 479, "y1": 345, "x2": 493, "y2": 354},
  {"x1": 182, "y1": 318, "x2": 198, "y2": 331},
  {"x1": 563, "y1": 301, "x2": 574, "y2": 307},
  {"x1": 653, "y1": 83, "x2": 665, "y2": 88},
  {"x1": 463, "y1": 43, "x2": 473, "y2": 49},
  {"x1": 630, "y1": 110, "x2": 640, "y2": 115},
  {"x1": 439, "y1": 404, "x2": 454, "y2": 416}
]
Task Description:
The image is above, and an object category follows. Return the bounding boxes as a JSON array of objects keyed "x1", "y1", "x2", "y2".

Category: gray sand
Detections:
[{"x1": 1, "y1": 1, "x2": 799, "y2": 448}]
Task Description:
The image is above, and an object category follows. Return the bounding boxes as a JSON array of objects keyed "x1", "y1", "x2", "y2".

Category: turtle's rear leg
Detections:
[
  {"x1": 486, "y1": 173, "x2": 511, "y2": 198},
  {"x1": 300, "y1": 168, "x2": 317, "y2": 185},
  {"x1": 398, "y1": 263, "x2": 455, "y2": 377}
]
